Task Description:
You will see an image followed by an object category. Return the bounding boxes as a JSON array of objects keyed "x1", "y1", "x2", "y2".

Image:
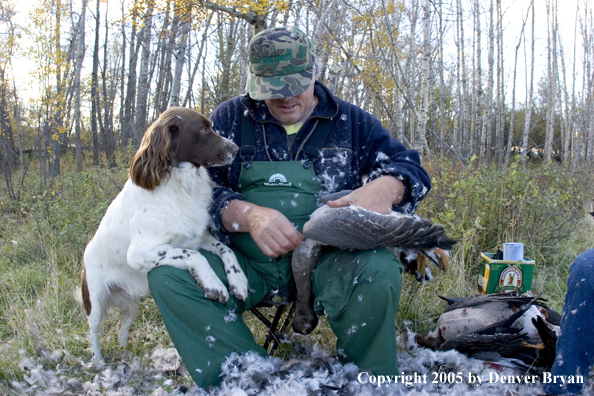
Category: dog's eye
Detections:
[{"x1": 200, "y1": 127, "x2": 208, "y2": 134}]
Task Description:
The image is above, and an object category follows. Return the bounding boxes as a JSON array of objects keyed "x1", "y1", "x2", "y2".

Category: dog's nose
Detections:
[{"x1": 229, "y1": 142, "x2": 239, "y2": 157}]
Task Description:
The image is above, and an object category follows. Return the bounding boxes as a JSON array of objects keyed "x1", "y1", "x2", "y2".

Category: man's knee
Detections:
[
  {"x1": 358, "y1": 249, "x2": 402, "y2": 285},
  {"x1": 147, "y1": 265, "x2": 194, "y2": 297},
  {"x1": 350, "y1": 250, "x2": 402, "y2": 307}
]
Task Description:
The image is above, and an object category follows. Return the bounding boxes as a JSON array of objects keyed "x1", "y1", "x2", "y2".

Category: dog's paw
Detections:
[
  {"x1": 204, "y1": 286, "x2": 229, "y2": 304},
  {"x1": 227, "y1": 270, "x2": 249, "y2": 301},
  {"x1": 198, "y1": 273, "x2": 229, "y2": 304}
]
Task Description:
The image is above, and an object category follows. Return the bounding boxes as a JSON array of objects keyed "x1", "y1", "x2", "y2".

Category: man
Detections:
[
  {"x1": 147, "y1": 26, "x2": 431, "y2": 389},
  {"x1": 543, "y1": 249, "x2": 594, "y2": 395}
]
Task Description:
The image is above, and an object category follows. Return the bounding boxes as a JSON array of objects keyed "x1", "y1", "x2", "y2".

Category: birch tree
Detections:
[
  {"x1": 480, "y1": 0, "x2": 494, "y2": 165},
  {"x1": 522, "y1": 0, "x2": 535, "y2": 166},
  {"x1": 0, "y1": 0, "x2": 17, "y2": 198},
  {"x1": 505, "y1": 5, "x2": 530, "y2": 168},
  {"x1": 544, "y1": 0, "x2": 557, "y2": 163},
  {"x1": 415, "y1": 0, "x2": 431, "y2": 159},
  {"x1": 133, "y1": 3, "x2": 154, "y2": 147},
  {"x1": 169, "y1": 8, "x2": 191, "y2": 107},
  {"x1": 121, "y1": 1, "x2": 140, "y2": 146},
  {"x1": 91, "y1": 0, "x2": 101, "y2": 166},
  {"x1": 73, "y1": 0, "x2": 88, "y2": 172}
]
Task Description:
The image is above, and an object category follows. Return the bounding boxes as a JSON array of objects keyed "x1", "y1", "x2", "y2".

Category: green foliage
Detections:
[
  {"x1": 0, "y1": 161, "x2": 130, "y2": 384},
  {"x1": 396, "y1": 156, "x2": 594, "y2": 333},
  {"x1": 420, "y1": 156, "x2": 592, "y2": 265}
]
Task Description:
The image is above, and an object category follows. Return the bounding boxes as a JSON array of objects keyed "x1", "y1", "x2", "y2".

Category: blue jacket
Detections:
[{"x1": 208, "y1": 81, "x2": 431, "y2": 243}]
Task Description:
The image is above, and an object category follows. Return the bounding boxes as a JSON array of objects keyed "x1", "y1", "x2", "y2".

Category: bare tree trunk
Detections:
[
  {"x1": 559, "y1": 28, "x2": 571, "y2": 165},
  {"x1": 580, "y1": 3, "x2": 594, "y2": 166},
  {"x1": 380, "y1": 0, "x2": 404, "y2": 142},
  {"x1": 473, "y1": 0, "x2": 483, "y2": 159},
  {"x1": 154, "y1": 0, "x2": 174, "y2": 114},
  {"x1": 505, "y1": 5, "x2": 530, "y2": 168},
  {"x1": 0, "y1": 69, "x2": 17, "y2": 200},
  {"x1": 415, "y1": 0, "x2": 431, "y2": 160},
  {"x1": 91, "y1": 0, "x2": 101, "y2": 166},
  {"x1": 169, "y1": 10, "x2": 191, "y2": 108},
  {"x1": 480, "y1": 0, "x2": 494, "y2": 165},
  {"x1": 495, "y1": 0, "x2": 504, "y2": 166},
  {"x1": 406, "y1": 0, "x2": 418, "y2": 144},
  {"x1": 522, "y1": 0, "x2": 535, "y2": 166},
  {"x1": 182, "y1": 13, "x2": 213, "y2": 108},
  {"x1": 73, "y1": 0, "x2": 88, "y2": 172},
  {"x1": 133, "y1": 5, "x2": 154, "y2": 147},
  {"x1": 121, "y1": 1, "x2": 140, "y2": 146},
  {"x1": 214, "y1": 17, "x2": 240, "y2": 105},
  {"x1": 237, "y1": 21, "x2": 249, "y2": 97},
  {"x1": 118, "y1": 0, "x2": 126, "y2": 147},
  {"x1": 200, "y1": 37, "x2": 207, "y2": 114},
  {"x1": 438, "y1": 0, "x2": 446, "y2": 155},
  {"x1": 102, "y1": 0, "x2": 116, "y2": 168},
  {"x1": 544, "y1": 0, "x2": 557, "y2": 163},
  {"x1": 458, "y1": 0, "x2": 469, "y2": 157}
]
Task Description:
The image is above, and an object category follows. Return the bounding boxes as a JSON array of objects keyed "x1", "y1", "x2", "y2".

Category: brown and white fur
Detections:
[{"x1": 81, "y1": 107, "x2": 248, "y2": 360}]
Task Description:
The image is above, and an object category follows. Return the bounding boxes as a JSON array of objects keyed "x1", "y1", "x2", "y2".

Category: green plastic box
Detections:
[{"x1": 477, "y1": 252, "x2": 535, "y2": 294}]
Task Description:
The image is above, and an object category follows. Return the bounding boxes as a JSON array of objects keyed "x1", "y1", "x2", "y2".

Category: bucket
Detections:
[{"x1": 503, "y1": 243, "x2": 524, "y2": 261}]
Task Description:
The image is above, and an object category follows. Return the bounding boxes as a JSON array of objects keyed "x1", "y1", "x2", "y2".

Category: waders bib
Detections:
[{"x1": 148, "y1": 110, "x2": 403, "y2": 388}]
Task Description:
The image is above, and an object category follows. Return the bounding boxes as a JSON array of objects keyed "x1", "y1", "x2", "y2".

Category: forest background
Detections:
[{"x1": 1, "y1": 0, "x2": 594, "y2": 392}]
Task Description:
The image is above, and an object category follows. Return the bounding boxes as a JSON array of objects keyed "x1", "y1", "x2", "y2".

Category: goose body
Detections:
[{"x1": 415, "y1": 292, "x2": 560, "y2": 368}]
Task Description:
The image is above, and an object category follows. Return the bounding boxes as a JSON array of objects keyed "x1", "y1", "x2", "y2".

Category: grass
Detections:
[{"x1": 0, "y1": 153, "x2": 593, "y2": 391}]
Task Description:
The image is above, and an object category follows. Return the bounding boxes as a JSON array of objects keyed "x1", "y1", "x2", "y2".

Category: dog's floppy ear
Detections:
[{"x1": 129, "y1": 111, "x2": 182, "y2": 190}]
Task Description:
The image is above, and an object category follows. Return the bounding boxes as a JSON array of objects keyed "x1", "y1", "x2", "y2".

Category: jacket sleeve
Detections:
[
  {"x1": 207, "y1": 99, "x2": 246, "y2": 244},
  {"x1": 353, "y1": 107, "x2": 431, "y2": 214}
]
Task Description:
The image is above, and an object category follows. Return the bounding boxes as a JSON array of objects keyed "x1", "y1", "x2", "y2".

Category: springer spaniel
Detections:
[{"x1": 81, "y1": 107, "x2": 248, "y2": 360}]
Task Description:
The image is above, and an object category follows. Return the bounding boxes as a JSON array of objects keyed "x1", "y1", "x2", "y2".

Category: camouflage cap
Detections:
[{"x1": 247, "y1": 26, "x2": 315, "y2": 100}]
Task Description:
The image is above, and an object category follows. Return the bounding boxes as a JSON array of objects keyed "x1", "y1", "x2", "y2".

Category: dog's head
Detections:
[{"x1": 130, "y1": 107, "x2": 239, "y2": 190}]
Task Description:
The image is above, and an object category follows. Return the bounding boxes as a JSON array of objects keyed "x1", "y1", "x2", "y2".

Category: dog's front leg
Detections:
[
  {"x1": 291, "y1": 238, "x2": 323, "y2": 335},
  {"x1": 128, "y1": 244, "x2": 229, "y2": 304},
  {"x1": 201, "y1": 233, "x2": 249, "y2": 301}
]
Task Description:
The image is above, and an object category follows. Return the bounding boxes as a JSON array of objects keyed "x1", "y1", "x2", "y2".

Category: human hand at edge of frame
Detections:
[
  {"x1": 222, "y1": 200, "x2": 303, "y2": 257},
  {"x1": 325, "y1": 176, "x2": 405, "y2": 215}
]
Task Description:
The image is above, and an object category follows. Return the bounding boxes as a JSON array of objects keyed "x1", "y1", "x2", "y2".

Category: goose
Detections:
[
  {"x1": 291, "y1": 190, "x2": 456, "y2": 335},
  {"x1": 415, "y1": 292, "x2": 560, "y2": 369}
]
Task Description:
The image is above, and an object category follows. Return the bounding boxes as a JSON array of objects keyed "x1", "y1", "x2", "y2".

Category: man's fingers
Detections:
[
  {"x1": 326, "y1": 194, "x2": 354, "y2": 208},
  {"x1": 250, "y1": 211, "x2": 304, "y2": 257}
]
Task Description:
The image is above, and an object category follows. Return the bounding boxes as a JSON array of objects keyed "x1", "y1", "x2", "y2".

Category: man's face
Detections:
[{"x1": 264, "y1": 76, "x2": 316, "y2": 125}]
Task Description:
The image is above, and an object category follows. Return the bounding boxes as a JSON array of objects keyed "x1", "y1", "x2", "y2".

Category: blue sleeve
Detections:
[
  {"x1": 353, "y1": 107, "x2": 431, "y2": 214},
  {"x1": 207, "y1": 98, "x2": 246, "y2": 244}
]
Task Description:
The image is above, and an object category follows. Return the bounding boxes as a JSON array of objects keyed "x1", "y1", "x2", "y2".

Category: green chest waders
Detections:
[
  {"x1": 231, "y1": 113, "x2": 327, "y2": 289},
  {"x1": 147, "y1": 109, "x2": 402, "y2": 389}
]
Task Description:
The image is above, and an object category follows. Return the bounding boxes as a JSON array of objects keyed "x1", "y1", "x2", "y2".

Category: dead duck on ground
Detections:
[
  {"x1": 291, "y1": 190, "x2": 456, "y2": 335},
  {"x1": 415, "y1": 292, "x2": 560, "y2": 369}
]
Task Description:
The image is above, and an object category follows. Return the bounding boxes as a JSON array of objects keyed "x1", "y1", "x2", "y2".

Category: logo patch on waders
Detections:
[{"x1": 264, "y1": 173, "x2": 292, "y2": 186}]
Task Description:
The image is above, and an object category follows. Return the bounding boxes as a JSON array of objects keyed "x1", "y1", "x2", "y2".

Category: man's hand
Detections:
[
  {"x1": 222, "y1": 200, "x2": 303, "y2": 257},
  {"x1": 326, "y1": 176, "x2": 405, "y2": 214}
]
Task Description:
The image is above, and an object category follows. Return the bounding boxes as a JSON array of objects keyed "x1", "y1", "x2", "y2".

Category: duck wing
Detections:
[
  {"x1": 438, "y1": 295, "x2": 472, "y2": 306},
  {"x1": 303, "y1": 205, "x2": 456, "y2": 251},
  {"x1": 441, "y1": 333, "x2": 528, "y2": 357},
  {"x1": 442, "y1": 292, "x2": 543, "y2": 313}
]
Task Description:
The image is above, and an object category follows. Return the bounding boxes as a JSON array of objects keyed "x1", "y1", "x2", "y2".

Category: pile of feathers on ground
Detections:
[{"x1": 8, "y1": 325, "x2": 592, "y2": 396}]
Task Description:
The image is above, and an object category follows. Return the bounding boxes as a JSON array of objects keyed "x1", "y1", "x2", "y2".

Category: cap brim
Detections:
[{"x1": 248, "y1": 69, "x2": 314, "y2": 100}]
